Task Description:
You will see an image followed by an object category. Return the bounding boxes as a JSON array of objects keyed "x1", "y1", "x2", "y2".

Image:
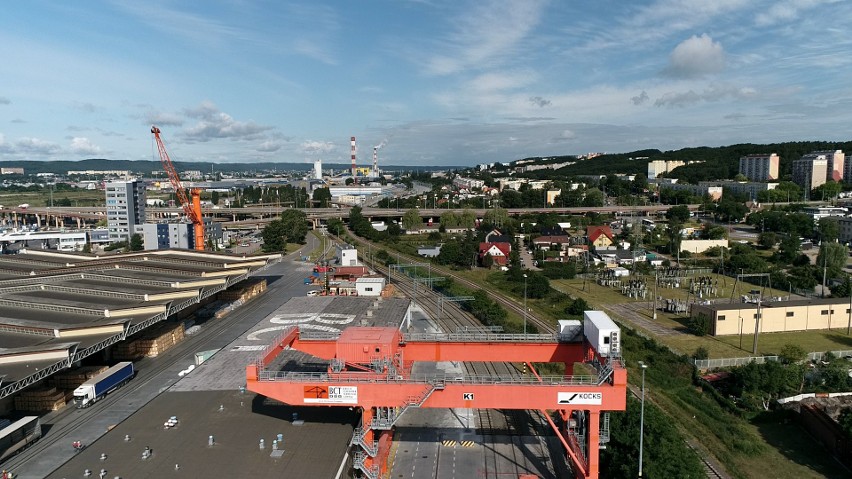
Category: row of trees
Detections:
[{"x1": 261, "y1": 209, "x2": 309, "y2": 253}]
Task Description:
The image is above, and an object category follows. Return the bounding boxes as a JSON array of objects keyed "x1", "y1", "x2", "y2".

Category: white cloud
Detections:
[
  {"x1": 551, "y1": 129, "x2": 577, "y2": 143},
  {"x1": 145, "y1": 110, "x2": 184, "y2": 127},
  {"x1": 424, "y1": 0, "x2": 545, "y2": 75},
  {"x1": 664, "y1": 34, "x2": 725, "y2": 78},
  {"x1": 70, "y1": 137, "x2": 102, "y2": 155},
  {"x1": 0, "y1": 137, "x2": 61, "y2": 155},
  {"x1": 256, "y1": 140, "x2": 282, "y2": 152},
  {"x1": 654, "y1": 84, "x2": 757, "y2": 108},
  {"x1": 182, "y1": 101, "x2": 272, "y2": 142},
  {"x1": 755, "y1": 0, "x2": 839, "y2": 26},
  {"x1": 300, "y1": 140, "x2": 335, "y2": 154}
]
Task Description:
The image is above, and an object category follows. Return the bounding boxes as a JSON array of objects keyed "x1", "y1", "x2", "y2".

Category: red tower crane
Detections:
[
  {"x1": 151, "y1": 125, "x2": 205, "y2": 251},
  {"x1": 247, "y1": 323, "x2": 626, "y2": 479}
]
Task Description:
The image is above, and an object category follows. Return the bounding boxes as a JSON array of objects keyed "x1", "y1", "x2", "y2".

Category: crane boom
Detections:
[{"x1": 151, "y1": 125, "x2": 205, "y2": 250}]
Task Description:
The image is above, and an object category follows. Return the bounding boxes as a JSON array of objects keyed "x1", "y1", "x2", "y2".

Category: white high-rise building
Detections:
[
  {"x1": 105, "y1": 179, "x2": 146, "y2": 242},
  {"x1": 313, "y1": 159, "x2": 323, "y2": 180},
  {"x1": 738, "y1": 153, "x2": 779, "y2": 181}
]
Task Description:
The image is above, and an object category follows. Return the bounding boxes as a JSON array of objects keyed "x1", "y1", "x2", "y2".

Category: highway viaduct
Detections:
[{"x1": 0, "y1": 204, "x2": 696, "y2": 231}]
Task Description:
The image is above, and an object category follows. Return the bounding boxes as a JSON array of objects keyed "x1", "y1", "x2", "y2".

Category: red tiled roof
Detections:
[
  {"x1": 478, "y1": 242, "x2": 511, "y2": 256},
  {"x1": 587, "y1": 225, "x2": 613, "y2": 243}
]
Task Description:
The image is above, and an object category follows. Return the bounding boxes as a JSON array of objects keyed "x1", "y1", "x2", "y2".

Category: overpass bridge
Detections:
[{"x1": 0, "y1": 204, "x2": 696, "y2": 230}]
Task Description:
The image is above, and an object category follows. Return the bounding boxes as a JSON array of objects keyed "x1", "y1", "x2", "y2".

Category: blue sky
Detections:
[{"x1": 1, "y1": 0, "x2": 850, "y2": 167}]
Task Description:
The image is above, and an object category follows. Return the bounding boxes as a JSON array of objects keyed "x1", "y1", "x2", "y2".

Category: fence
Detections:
[{"x1": 695, "y1": 349, "x2": 852, "y2": 370}]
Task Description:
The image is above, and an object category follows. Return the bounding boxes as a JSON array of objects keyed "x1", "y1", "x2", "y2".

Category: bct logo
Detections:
[{"x1": 557, "y1": 392, "x2": 603, "y2": 405}]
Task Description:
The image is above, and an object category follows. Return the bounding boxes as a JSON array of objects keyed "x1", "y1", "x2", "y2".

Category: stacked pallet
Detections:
[
  {"x1": 219, "y1": 278, "x2": 267, "y2": 302},
  {"x1": 113, "y1": 322, "x2": 186, "y2": 360},
  {"x1": 50, "y1": 365, "x2": 108, "y2": 390},
  {"x1": 15, "y1": 386, "x2": 66, "y2": 412},
  {"x1": 133, "y1": 322, "x2": 185, "y2": 358},
  {"x1": 112, "y1": 341, "x2": 141, "y2": 361},
  {"x1": 380, "y1": 284, "x2": 396, "y2": 298}
]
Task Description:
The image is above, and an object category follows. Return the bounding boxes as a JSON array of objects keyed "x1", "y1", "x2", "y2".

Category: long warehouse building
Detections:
[{"x1": 0, "y1": 248, "x2": 281, "y2": 409}]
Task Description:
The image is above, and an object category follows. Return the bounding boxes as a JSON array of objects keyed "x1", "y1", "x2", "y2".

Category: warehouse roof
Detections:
[
  {"x1": 694, "y1": 297, "x2": 847, "y2": 312},
  {"x1": 0, "y1": 248, "x2": 282, "y2": 399}
]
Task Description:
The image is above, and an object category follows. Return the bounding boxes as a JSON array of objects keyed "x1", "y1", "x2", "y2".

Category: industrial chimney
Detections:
[{"x1": 350, "y1": 136, "x2": 357, "y2": 181}]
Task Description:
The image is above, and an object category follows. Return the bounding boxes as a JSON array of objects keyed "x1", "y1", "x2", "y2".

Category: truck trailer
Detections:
[
  {"x1": 72, "y1": 362, "x2": 135, "y2": 408},
  {"x1": 0, "y1": 416, "x2": 41, "y2": 463}
]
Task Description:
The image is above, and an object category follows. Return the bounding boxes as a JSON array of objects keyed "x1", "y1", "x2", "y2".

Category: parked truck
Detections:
[
  {"x1": 0, "y1": 416, "x2": 42, "y2": 462},
  {"x1": 72, "y1": 362, "x2": 135, "y2": 408}
]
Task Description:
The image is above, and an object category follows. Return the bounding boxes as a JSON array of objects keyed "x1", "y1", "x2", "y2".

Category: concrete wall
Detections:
[{"x1": 680, "y1": 239, "x2": 728, "y2": 254}]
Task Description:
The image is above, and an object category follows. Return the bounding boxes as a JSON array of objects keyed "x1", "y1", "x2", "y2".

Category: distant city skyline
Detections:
[{"x1": 1, "y1": 1, "x2": 850, "y2": 166}]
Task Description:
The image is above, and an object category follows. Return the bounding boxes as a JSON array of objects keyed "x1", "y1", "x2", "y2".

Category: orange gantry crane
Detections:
[
  {"x1": 151, "y1": 125, "x2": 205, "y2": 251},
  {"x1": 246, "y1": 316, "x2": 626, "y2": 479}
]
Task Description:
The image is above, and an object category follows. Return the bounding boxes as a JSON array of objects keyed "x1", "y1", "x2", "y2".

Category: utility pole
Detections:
[
  {"x1": 523, "y1": 274, "x2": 528, "y2": 335},
  {"x1": 752, "y1": 292, "x2": 762, "y2": 355},
  {"x1": 638, "y1": 361, "x2": 648, "y2": 478}
]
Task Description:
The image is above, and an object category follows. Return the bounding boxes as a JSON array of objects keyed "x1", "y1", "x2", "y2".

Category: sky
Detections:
[{"x1": 1, "y1": 0, "x2": 850, "y2": 167}]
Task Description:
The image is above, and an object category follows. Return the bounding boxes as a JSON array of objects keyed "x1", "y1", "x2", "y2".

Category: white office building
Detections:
[{"x1": 106, "y1": 179, "x2": 145, "y2": 242}]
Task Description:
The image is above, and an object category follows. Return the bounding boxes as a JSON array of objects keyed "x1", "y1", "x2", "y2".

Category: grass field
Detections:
[{"x1": 0, "y1": 190, "x2": 105, "y2": 207}]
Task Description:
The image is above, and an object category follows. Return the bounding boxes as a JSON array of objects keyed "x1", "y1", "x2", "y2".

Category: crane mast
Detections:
[{"x1": 151, "y1": 126, "x2": 205, "y2": 251}]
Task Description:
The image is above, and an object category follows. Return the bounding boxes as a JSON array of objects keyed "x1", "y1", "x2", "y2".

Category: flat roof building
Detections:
[
  {"x1": 691, "y1": 297, "x2": 852, "y2": 336},
  {"x1": 106, "y1": 179, "x2": 145, "y2": 242},
  {"x1": 739, "y1": 153, "x2": 779, "y2": 181}
]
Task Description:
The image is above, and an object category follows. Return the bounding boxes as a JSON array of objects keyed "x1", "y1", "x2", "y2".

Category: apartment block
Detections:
[
  {"x1": 798, "y1": 150, "x2": 844, "y2": 183},
  {"x1": 646, "y1": 160, "x2": 686, "y2": 180},
  {"x1": 792, "y1": 157, "x2": 829, "y2": 193},
  {"x1": 105, "y1": 179, "x2": 146, "y2": 242},
  {"x1": 738, "y1": 153, "x2": 779, "y2": 181}
]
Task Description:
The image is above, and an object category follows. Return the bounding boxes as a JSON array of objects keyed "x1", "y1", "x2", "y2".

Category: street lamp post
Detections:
[
  {"x1": 638, "y1": 361, "x2": 648, "y2": 478},
  {"x1": 523, "y1": 274, "x2": 528, "y2": 334}
]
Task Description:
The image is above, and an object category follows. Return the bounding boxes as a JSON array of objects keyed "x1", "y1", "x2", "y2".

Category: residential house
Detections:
[
  {"x1": 532, "y1": 235, "x2": 572, "y2": 251},
  {"x1": 485, "y1": 229, "x2": 513, "y2": 244},
  {"x1": 586, "y1": 225, "x2": 614, "y2": 248},
  {"x1": 478, "y1": 242, "x2": 511, "y2": 266}
]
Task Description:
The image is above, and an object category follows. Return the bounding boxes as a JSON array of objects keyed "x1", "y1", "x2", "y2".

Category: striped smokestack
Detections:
[
  {"x1": 372, "y1": 147, "x2": 378, "y2": 178},
  {"x1": 350, "y1": 136, "x2": 357, "y2": 180}
]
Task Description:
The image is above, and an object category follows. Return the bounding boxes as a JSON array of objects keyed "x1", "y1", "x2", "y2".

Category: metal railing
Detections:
[
  {"x1": 695, "y1": 349, "x2": 852, "y2": 370},
  {"x1": 256, "y1": 370, "x2": 600, "y2": 386},
  {"x1": 404, "y1": 332, "x2": 580, "y2": 343}
]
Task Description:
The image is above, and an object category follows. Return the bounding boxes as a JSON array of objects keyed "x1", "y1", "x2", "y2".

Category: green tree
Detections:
[
  {"x1": 839, "y1": 408, "x2": 852, "y2": 438},
  {"x1": 812, "y1": 180, "x2": 841, "y2": 201},
  {"x1": 459, "y1": 209, "x2": 477, "y2": 229},
  {"x1": 440, "y1": 211, "x2": 460, "y2": 228},
  {"x1": 436, "y1": 241, "x2": 461, "y2": 266},
  {"x1": 583, "y1": 187, "x2": 604, "y2": 207},
  {"x1": 483, "y1": 208, "x2": 510, "y2": 228},
  {"x1": 279, "y1": 209, "x2": 309, "y2": 243},
  {"x1": 776, "y1": 235, "x2": 801, "y2": 263},
  {"x1": 312, "y1": 187, "x2": 332, "y2": 208},
  {"x1": 525, "y1": 273, "x2": 550, "y2": 299},
  {"x1": 818, "y1": 217, "x2": 840, "y2": 243},
  {"x1": 402, "y1": 208, "x2": 422, "y2": 231},
  {"x1": 565, "y1": 297, "x2": 589, "y2": 316},
  {"x1": 261, "y1": 220, "x2": 287, "y2": 252},
  {"x1": 778, "y1": 344, "x2": 806, "y2": 364},
  {"x1": 129, "y1": 233, "x2": 144, "y2": 251},
  {"x1": 831, "y1": 275, "x2": 852, "y2": 298},
  {"x1": 665, "y1": 204, "x2": 690, "y2": 223},
  {"x1": 704, "y1": 225, "x2": 727, "y2": 240},
  {"x1": 211, "y1": 190, "x2": 220, "y2": 205},
  {"x1": 758, "y1": 232, "x2": 779, "y2": 249},
  {"x1": 817, "y1": 242, "x2": 847, "y2": 280}
]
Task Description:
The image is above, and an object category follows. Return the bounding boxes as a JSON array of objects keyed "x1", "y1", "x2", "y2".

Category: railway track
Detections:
[{"x1": 342, "y1": 231, "x2": 556, "y2": 334}]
